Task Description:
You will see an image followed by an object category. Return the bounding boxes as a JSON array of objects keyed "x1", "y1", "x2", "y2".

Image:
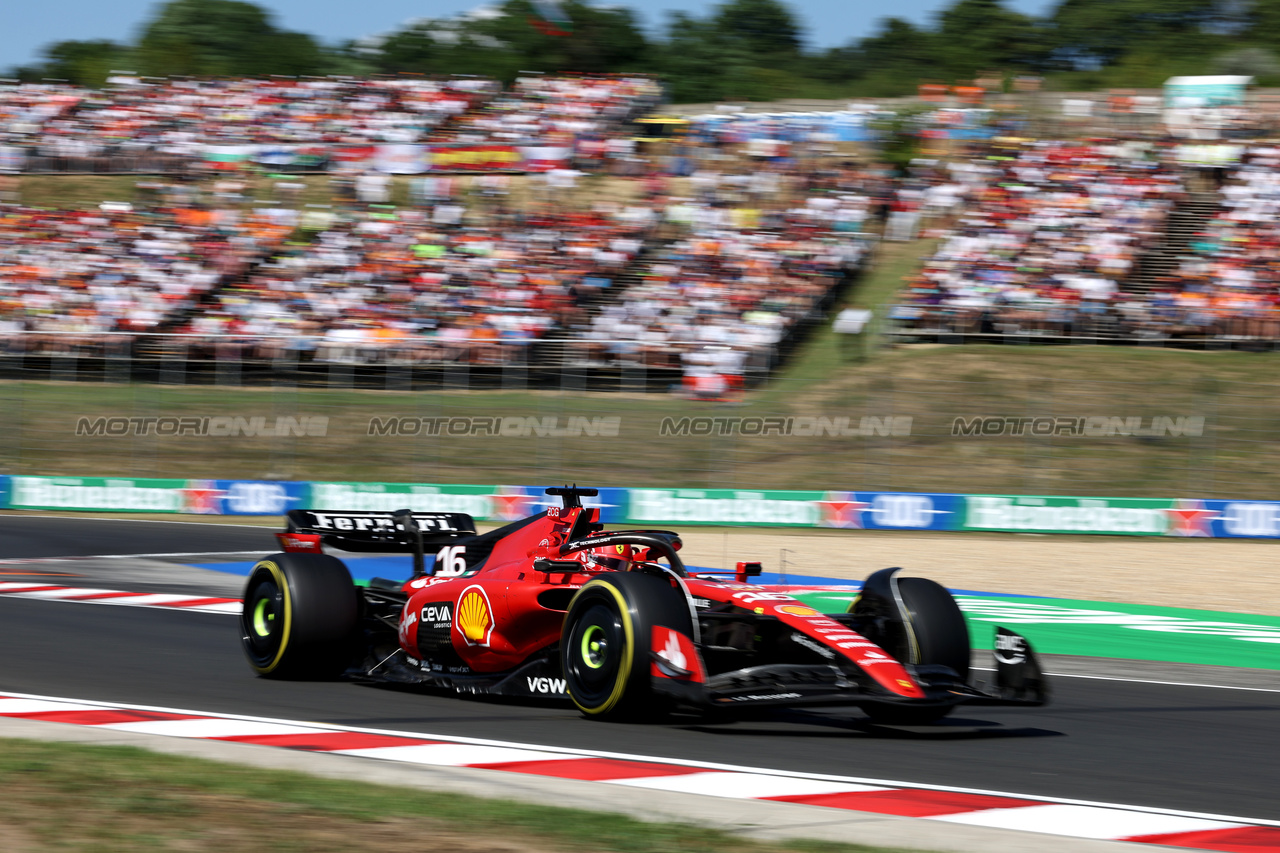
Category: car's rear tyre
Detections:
[
  {"x1": 240, "y1": 553, "x2": 359, "y2": 679},
  {"x1": 561, "y1": 572, "x2": 690, "y2": 721},
  {"x1": 860, "y1": 577, "x2": 970, "y2": 725}
]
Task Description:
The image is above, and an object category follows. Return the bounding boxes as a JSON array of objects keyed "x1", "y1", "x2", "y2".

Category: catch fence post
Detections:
[
  {"x1": 621, "y1": 355, "x2": 645, "y2": 394},
  {"x1": 385, "y1": 348, "x2": 411, "y2": 393},
  {"x1": 216, "y1": 339, "x2": 242, "y2": 387},
  {"x1": 269, "y1": 346, "x2": 301, "y2": 482},
  {"x1": 560, "y1": 345, "x2": 585, "y2": 394},
  {"x1": 160, "y1": 337, "x2": 187, "y2": 386},
  {"x1": 444, "y1": 352, "x2": 469, "y2": 391},
  {"x1": 502, "y1": 341, "x2": 529, "y2": 391},
  {"x1": 105, "y1": 336, "x2": 131, "y2": 385},
  {"x1": 328, "y1": 354, "x2": 354, "y2": 390},
  {"x1": 51, "y1": 342, "x2": 76, "y2": 383}
]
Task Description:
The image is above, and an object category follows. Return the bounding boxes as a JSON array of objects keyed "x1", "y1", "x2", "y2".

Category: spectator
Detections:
[
  {"x1": 0, "y1": 203, "x2": 292, "y2": 352},
  {"x1": 894, "y1": 140, "x2": 1183, "y2": 340}
]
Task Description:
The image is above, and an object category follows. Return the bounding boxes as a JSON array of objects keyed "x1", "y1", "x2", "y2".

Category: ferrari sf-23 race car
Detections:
[{"x1": 240, "y1": 487, "x2": 1047, "y2": 723}]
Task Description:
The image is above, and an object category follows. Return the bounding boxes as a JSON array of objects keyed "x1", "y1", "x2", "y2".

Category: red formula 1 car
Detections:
[{"x1": 241, "y1": 487, "x2": 1047, "y2": 724}]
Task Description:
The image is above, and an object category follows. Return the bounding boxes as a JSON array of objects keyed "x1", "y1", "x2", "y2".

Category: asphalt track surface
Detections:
[{"x1": 2, "y1": 516, "x2": 1278, "y2": 822}]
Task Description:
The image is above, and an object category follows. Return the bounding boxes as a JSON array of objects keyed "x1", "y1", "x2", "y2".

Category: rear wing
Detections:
[{"x1": 283, "y1": 509, "x2": 476, "y2": 554}]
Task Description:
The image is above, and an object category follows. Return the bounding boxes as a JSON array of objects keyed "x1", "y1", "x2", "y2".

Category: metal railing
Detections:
[
  {"x1": 881, "y1": 305, "x2": 1280, "y2": 351},
  {"x1": 0, "y1": 331, "x2": 778, "y2": 392},
  {"x1": 16, "y1": 151, "x2": 197, "y2": 175}
]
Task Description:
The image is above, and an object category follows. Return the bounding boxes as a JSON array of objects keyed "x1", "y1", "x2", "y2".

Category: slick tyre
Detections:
[
  {"x1": 897, "y1": 577, "x2": 970, "y2": 682},
  {"x1": 561, "y1": 572, "x2": 691, "y2": 721},
  {"x1": 240, "y1": 553, "x2": 359, "y2": 680},
  {"x1": 862, "y1": 577, "x2": 970, "y2": 726}
]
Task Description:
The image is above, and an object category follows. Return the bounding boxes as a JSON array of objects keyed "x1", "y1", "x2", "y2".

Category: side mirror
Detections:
[
  {"x1": 534, "y1": 558, "x2": 583, "y2": 576},
  {"x1": 735, "y1": 561, "x2": 763, "y2": 583}
]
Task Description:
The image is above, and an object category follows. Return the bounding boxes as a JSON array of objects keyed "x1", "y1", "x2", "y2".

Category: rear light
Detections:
[{"x1": 276, "y1": 532, "x2": 323, "y2": 553}]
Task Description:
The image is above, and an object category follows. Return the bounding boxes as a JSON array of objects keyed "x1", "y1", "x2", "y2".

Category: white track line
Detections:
[
  {"x1": 0, "y1": 688, "x2": 1276, "y2": 829},
  {"x1": 0, "y1": 515, "x2": 277, "y2": 527},
  {"x1": 335, "y1": 744, "x2": 581, "y2": 766},
  {"x1": 607, "y1": 772, "x2": 885, "y2": 799},
  {"x1": 972, "y1": 666, "x2": 1280, "y2": 694},
  {"x1": 933, "y1": 804, "x2": 1244, "y2": 837},
  {"x1": 0, "y1": 582, "x2": 239, "y2": 614},
  {"x1": 0, "y1": 551, "x2": 272, "y2": 563}
]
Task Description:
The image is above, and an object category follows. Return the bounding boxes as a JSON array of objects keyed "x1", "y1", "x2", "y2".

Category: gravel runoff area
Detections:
[{"x1": 670, "y1": 528, "x2": 1280, "y2": 617}]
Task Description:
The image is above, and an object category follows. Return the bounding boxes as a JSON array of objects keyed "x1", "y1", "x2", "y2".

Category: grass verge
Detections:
[
  {"x1": 5, "y1": 341, "x2": 1280, "y2": 498},
  {"x1": 0, "y1": 738, "x2": 911, "y2": 853},
  {"x1": 760, "y1": 236, "x2": 940, "y2": 402}
]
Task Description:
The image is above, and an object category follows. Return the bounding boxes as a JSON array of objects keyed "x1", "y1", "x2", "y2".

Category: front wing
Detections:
[{"x1": 650, "y1": 626, "x2": 1049, "y2": 711}]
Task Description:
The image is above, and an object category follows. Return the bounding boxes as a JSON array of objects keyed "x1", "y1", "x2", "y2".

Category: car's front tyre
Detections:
[
  {"x1": 858, "y1": 576, "x2": 970, "y2": 725},
  {"x1": 561, "y1": 572, "x2": 690, "y2": 721}
]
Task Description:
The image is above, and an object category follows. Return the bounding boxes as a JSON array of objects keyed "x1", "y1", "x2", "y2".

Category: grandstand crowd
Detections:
[
  {"x1": 578, "y1": 208, "x2": 866, "y2": 372},
  {"x1": 0, "y1": 73, "x2": 870, "y2": 384},
  {"x1": 0, "y1": 204, "x2": 292, "y2": 346},
  {"x1": 1159, "y1": 145, "x2": 1280, "y2": 340},
  {"x1": 892, "y1": 141, "x2": 1186, "y2": 339},
  {"x1": 889, "y1": 140, "x2": 1280, "y2": 344},
  {"x1": 0, "y1": 74, "x2": 660, "y2": 174},
  {"x1": 448, "y1": 75, "x2": 662, "y2": 148},
  {"x1": 146, "y1": 180, "x2": 869, "y2": 374},
  {"x1": 184, "y1": 204, "x2": 655, "y2": 364},
  {"x1": 4, "y1": 72, "x2": 1280, "y2": 391}
]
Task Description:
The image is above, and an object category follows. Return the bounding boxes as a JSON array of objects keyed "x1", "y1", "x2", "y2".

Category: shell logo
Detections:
[
  {"x1": 457, "y1": 585, "x2": 494, "y2": 647},
  {"x1": 777, "y1": 605, "x2": 820, "y2": 618}
]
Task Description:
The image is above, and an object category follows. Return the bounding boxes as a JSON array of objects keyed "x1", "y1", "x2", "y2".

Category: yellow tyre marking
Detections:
[
  {"x1": 565, "y1": 579, "x2": 634, "y2": 716},
  {"x1": 248, "y1": 560, "x2": 293, "y2": 675}
]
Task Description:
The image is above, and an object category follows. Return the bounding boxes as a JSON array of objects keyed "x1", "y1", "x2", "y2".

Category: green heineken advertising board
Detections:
[
  {"x1": 9, "y1": 476, "x2": 190, "y2": 512},
  {"x1": 308, "y1": 481, "x2": 498, "y2": 518},
  {"x1": 962, "y1": 495, "x2": 1174, "y2": 536},
  {"x1": 627, "y1": 488, "x2": 828, "y2": 526}
]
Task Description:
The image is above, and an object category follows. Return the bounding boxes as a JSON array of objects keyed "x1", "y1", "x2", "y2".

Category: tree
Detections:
[
  {"x1": 37, "y1": 40, "x2": 128, "y2": 86},
  {"x1": 366, "y1": 1, "x2": 648, "y2": 80},
  {"x1": 1241, "y1": 0, "x2": 1280, "y2": 56},
  {"x1": 808, "y1": 18, "x2": 938, "y2": 94},
  {"x1": 711, "y1": 0, "x2": 804, "y2": 59},
  {"x1": 559, "y1": 4, "x2": 649, "y2": 72},
  {"x1": 654, "y1": 10, "x2": 762, "y2": 102},
  {"x1": 470, "y1": 0, "x2": 649, "y2": 75},
  {"x1": 369, "y1": 21, "x2": 439, "y2": 75},
  {"x1": 935, "y1": 0, "x2": 1046, "y2": 78},
  {"x1": 9, "y1": 0, "x2": 1274, "y2": 100},
  {"x1": 654, "y1": 0, "x2": 819, "y2": 102},
  {"x1": 1046, "y1": 0, "x2": 1228, "y2": 71},
  {"x1": 135, "y1": 0, "x2": 323, "y2": 77},
  {"x1": 1214, "y1": 46, "x2": 1280, "y2": 78}
]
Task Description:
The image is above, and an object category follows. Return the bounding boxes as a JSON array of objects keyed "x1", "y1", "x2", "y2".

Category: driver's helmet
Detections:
[{"x1": 584, "y1": 542, "x2": 645, "y2": 572}]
